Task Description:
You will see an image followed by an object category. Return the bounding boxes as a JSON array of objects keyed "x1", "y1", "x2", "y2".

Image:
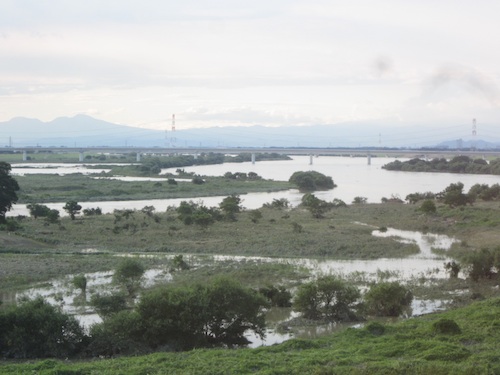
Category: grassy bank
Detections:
[
  {"x1": 15, "y1": 173, "x2": 292, "y2": 203},
  {"x1": 1, "y1": 297, "x2": 499, "y2": 374},
  {"x1": 4, "y1": 200, "x2": 500, "y2": 291}
]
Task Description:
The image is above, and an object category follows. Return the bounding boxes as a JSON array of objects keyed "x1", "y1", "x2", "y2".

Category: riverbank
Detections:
[{"x1": 2, "y1": 297, "x2": 499, "y2": 374}]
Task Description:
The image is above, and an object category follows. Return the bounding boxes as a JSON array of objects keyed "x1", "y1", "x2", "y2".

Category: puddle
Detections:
[
  {"x1": 372, "y1": 227, "x2": 457, "y2": 259},
  {"x1": 14, "y1": 226, "x2": 458, "y2": 346}
]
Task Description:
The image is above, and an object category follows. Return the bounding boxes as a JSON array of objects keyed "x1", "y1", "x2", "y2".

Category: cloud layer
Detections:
[{"x1": 1, "y1": 0, "x2": 500, "y2": 137}]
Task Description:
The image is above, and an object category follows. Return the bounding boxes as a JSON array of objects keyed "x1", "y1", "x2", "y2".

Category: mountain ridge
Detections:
[{"x1": 1, "y1": 115, "x2": 499, "y2": 149}]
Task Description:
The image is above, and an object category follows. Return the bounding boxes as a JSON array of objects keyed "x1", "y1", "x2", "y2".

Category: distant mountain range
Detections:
[{"x1": 1, "y1": 115, "x2": 499, "y2": 149}]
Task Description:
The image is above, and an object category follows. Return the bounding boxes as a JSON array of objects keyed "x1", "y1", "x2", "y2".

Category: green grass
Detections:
[
  {"x1": 1, "y1": 297, "x2": 499, "y2": 374},
  {"x1": 15, "y1": 173, "x2": 292, "y2": 203}
]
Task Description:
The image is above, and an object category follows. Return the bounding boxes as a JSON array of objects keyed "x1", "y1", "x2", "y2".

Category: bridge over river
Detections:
[{"x1": 2, "y1": 146, "x2": 500, "y2": 165}]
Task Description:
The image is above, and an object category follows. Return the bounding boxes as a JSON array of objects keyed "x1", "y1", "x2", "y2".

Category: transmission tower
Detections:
[{"x1": 170, "y1": 114, "x2": 176, "y2": 146}]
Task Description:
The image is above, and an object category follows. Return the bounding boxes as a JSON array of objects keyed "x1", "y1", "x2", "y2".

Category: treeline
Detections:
[
  {"x1": 138, "y1": 153, "x2": 290, "y2": 174},
  {"x1": 382, "y1": 156, "x2": 500, "y2": 175}
]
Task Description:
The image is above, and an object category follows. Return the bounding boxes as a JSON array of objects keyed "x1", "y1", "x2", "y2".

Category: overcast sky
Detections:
[{"x1": 1, "y1": 0, "x2": 500, "y2": 135}]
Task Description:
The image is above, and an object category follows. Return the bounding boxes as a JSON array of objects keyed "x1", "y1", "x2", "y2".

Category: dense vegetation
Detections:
[
  {"x1": 289, "y1": 170, "x2": 336, "y2": 191},
  {"x1": 382, "y1": 155, "x2": 500, "y2": 174},
  {"x1": 15, "y1": 172, "x2": 291, "y2": 203},
  {"x1": 3, "y1": 159, "x2": 500, "y2": 373},
  {"x1": 2, "y1": 297, "x2": 500, "y2": 374}
]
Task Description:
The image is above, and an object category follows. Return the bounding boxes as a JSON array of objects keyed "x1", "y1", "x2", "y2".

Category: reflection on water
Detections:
[
  {"x1": 9, "y1": 156, "x2": 500, "y2": 217},
  {"x1": 372, "y1": 227, "x2": 457, "y2": 259},
  {"x1": 13, "y1": 225, "x2": 456, "y2": 346}
]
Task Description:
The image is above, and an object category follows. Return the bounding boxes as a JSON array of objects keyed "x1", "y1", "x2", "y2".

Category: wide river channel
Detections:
[
  {"x1": 6, "y1": 155, "x2": 499, "y2": 346},
  {"x1": 9, "y1": 155, "x2": 500, "y2": 216}
]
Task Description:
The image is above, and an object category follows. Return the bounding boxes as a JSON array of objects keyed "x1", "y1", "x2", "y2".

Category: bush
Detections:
[
  {"x1": 293, "y1": 276, "x2": 361, "y2": 321},
  {"x1": 263, "y1": 198, "x2": 290, "y2": 209},
  {"x1": 0, "y1": 297, "x2": 86, "y2": 358},
  {"x1": 463, "y1": 248, "x2": 497, "y2": 281},
  {"x1": 301, "y1": 193, "x2": 331, "y2": 218},
  {"x1": 88, "y1": 310, "x2": 144, "y2": 357},
  {"x1": 364, "y1": 282, "x2": 413, "y2": 317},
  {"x1": 289, "y1": 171, "x2": 336, "y2": 192},
  {"x1": 432, "y1": 318, "x2": 461, "y2": 335},
  {"x1": 137, "y1": 277, "x2": 267, "y2": 350},
  {"x1": 259, "y1": 285, "x2": 292, "y2": 307},
  {"x1": 72, "y1": 274, "x2": 87, "y2": 293},
  {"x1": 90, "y1": 293, "x2": 128, "y2": 319},
  {"x1": 113, "y1": 258, "x2": 145, "y2": 296},
  {"x1": 420, "y1": 199, "x2": 436, "y2": 214}
]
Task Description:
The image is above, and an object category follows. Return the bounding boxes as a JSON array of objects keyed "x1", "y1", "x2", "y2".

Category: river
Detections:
[{"x1": 8, "y1": 156, "x2": 500, "y2": 217}]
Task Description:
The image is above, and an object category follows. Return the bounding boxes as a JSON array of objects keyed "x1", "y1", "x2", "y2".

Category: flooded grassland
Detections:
[{"x1": 2, "y1": 200, "x2": 500, "y2": 347}]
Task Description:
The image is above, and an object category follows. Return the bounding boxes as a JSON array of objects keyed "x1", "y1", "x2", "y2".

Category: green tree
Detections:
[
  {"x1": 0, "y1": 297, "x2": 86, "y2": 358},
  {"x1": 63, "y1": 200, "x2": 82, "y2": 220},
  {"x1": 463, "y1": 248, "x2": 496, "y2": 281},
  {"x1": 88, "y1": 310, "x2": 144, "y2": 357},
  {"x1": 171, "y1": 254, "x2": 190, "y2": 271},
  {"x1": 0, "y1": 162, "x2": 19, "y2": 223},
  {"x1": 113, "y1": 258, "x2": 145, "y2": 296},
  {"x1": 259, "y1": 285, "x2": 292, "y2": 307},
  {"x1": 364, "y1": 282, "x2": 413, "y2": 317},
  {"x1": 439, "y1": 182, "x2": 474, "y2": 207},
  {"x1": 301, "y1": 193, "x2": 331, "y2": 218},
  {"x1": 72, "y1": 274, "x2": 87, "y2": 294},
  {"x1": 46, "y1": 209, "x2": 60, "y2": 224},
  {"x1": 137, "y1": 277, "x2": 267, "y2": 350},
  {"x1": 289, "y1": 171, "x2": 335, "y2": 192},
  {"x1": 420, "y1": 199, "x2": 436, "y2": 214},
  {"x1": 293, "y1": 276, "x2": 361, "y2": 321},
  {"x1": 249, "y1": 209, "x2": 263, "y2": 223},
  {"x1": 26, "y1": 203, "x2": 51, "y2": 219},
  {"x1": 219, "y1": 194, "x2": 242, "y2": 221},
  {"x1": 90, "y1": 293, "x2": 128, "y2": 319},
  {"x1": 445, "y1": 261, "x2": 461, "y2": 278}
]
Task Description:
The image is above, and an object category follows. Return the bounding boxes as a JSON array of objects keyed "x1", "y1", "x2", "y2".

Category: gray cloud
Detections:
[{"x1": 427, "y1": 65, "x2": 500, "y2": 106}]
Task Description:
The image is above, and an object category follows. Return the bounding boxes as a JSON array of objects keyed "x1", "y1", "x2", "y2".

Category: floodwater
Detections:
[
  {"x1": 4, "y1": 157, "x2": 484, "y2": 346},
  {"x1": 13, "y1": 226, "x2": 457, "y2": 347},
  {"x1": 8, "y1": 156, "x2": 500, "y2": 217}
]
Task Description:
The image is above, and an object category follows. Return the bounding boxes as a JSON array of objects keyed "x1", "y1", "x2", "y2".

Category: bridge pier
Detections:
[
  {"x1": 22, "y1": 150, "x2": 27, "y2": 161},
  {"x1": 193, "y1": 152, "x2": 198, "y2": 160},
  {"x1": 79, "y1": 152, "x2": 84, "y2": 162},
  {"x1": 367, "y1": 153, "x2": 371, "y2": 165},
  {"x1": 251, "y1": 153, "x2": 256, "y2": 165},
  {"x1": 309, "y1": 154, "x2": 314, "y2": 165},
  {"x1": 136, "y1": 153, "x2": 141, "y2": 162}
]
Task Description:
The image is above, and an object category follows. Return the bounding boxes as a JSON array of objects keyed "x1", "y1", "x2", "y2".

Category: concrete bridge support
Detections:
[
  {"x1": 367, "y1": 153, "x2": 371, "y2": 165},
  {"x1": 251, "y1": 153, "x2": 256, "y2": 165},
  {"x1": 22, "y1": 150, "x2": 27, "y2": 161},
  {"x1": 79, "y1": 152, "x2": 84, "y2": 162},
  {"x1": 309, "y1": 154, "x2": 314, "y2": 165},
  {"x1": 136, "y1": 153, "x2": 141, "y2": 162}
]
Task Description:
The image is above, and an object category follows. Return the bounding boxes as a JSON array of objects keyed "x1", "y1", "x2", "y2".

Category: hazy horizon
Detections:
[{"x1": 1, "y1": 1, "x2": 500, "y2": 136}]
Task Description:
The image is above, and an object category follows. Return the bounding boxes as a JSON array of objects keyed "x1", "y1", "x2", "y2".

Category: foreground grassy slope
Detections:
[{"x1": 1, "y1": 297, "x2": 499, "y2": 374}]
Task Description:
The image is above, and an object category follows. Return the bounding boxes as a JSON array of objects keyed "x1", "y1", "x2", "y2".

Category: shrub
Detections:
[
  {"x1": 90, "y1": 293, "x2": 128, "y2": 319},
  {"x1": 72, "y1": 274, "x2": 87, "y2": 294},
  {"x1": 364, "y1": 282, "x2": 413, "y2": 317},
  {"x1": 113, "y1": 258, "x2": 145, "y2": 296},
  {"x1": 0, "y1": 297, "x2": 86, "y2": 358},
  {"x1": 432, "y1": 318, "x2": 461, "y2": 335},
  {"x1": 259, "y1": 285, "x2": 292, "y2": 307},
  {"x1": 420, "y1": 199, "x2": 436, "y2": 214},
  {"x1": 293, "y1": 276, "x2": 361, "y2": 321},
  {"x1": 463, "y1": 248, "x2": 496, "y2": 281},
  {"x1": 289, "y1": 171, "x2": 336, "y2": 192}
]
